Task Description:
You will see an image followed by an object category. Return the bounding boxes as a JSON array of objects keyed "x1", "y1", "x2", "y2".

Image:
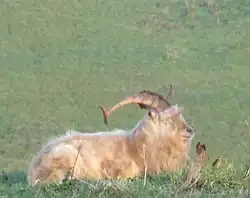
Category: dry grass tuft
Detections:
[{"x1": 177, "y1": 141, "x2": 209, "y2": 192}]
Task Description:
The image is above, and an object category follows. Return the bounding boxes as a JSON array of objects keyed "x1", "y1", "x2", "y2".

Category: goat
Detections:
[{"x1": 27, "y1": 87, "x2": 194, "y2": 186}]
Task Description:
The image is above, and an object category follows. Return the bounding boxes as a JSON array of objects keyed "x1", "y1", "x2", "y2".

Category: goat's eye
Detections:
[{"x1": 186, "y1": 128, "x2": 192, "y2": 133}]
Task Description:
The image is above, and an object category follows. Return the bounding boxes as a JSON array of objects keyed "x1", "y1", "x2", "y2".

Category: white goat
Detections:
[{"x1": 27, "y1": 89, "x2": 194, "y2": 186}]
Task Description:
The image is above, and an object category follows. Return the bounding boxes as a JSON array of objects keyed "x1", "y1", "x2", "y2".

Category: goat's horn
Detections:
[
  {"x1": 99, "y1": 90, "x2": 171, "y2": 125},
  {"x1": 99, "y1": 105, "x2": 109, "y2": 125},
  {"x1": 165, "y1": 84, "x2": 173, "y2": 99},
  {"x1": 138, "y1": 84, "x2": 173, "y2": 110}
]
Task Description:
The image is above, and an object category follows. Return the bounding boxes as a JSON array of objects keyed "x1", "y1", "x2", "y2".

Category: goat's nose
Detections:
[{"x1": 186, "y1": 127, "x2": 193, "y2": 133}]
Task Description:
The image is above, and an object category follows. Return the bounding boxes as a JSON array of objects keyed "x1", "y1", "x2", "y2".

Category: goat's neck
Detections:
[
  {"x1": 131, "y1": 115, "x2": 156, "y2": 142},
  {"x1": 129, "y1": 116, "x2": 192, "y2": 173}
]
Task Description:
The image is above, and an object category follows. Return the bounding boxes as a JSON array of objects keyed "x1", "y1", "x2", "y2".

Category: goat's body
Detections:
[
  {"x1": 28, "y1": 103, "x2": 194, "y2": 186},
  {"x1": 27, "y1": 129, "x2": 139, "y2": 185},
  {"x1": 28, "y1": 125, "x2": 192, "y2": 185}
]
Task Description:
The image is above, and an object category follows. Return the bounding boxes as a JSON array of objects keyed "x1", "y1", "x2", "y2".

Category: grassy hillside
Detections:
[{"x1": 1, "y1": 0, "x2": 250, "y2": 197}]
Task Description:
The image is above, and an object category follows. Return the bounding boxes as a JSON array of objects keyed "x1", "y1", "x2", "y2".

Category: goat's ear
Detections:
[{"x1": 166, "y1": 106, "x2": 184, "y2": 118}]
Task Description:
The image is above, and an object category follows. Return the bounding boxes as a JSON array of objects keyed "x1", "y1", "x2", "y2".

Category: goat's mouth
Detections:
[
  {"x1": 183, "y1": 129, "x2": 195, "y2": 139},
  {"x1": 183, "y1": 134, "x2": 194, "y2": 139}
]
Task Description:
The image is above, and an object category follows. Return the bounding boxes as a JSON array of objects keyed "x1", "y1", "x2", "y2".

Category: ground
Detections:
[{"x1": 1, "y1": 0, "x2": 250, "y2": 197}]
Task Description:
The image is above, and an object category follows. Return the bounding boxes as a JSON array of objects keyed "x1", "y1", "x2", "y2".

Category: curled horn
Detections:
[
  {"x1": 139, "y1": 84, "x2": 173, "y2": 110},
  {"x1": 99, "y1": 88, "x2": 172, "y2": 125}
]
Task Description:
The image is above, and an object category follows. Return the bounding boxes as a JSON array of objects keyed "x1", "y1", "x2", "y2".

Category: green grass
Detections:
[{"x1": 1, "y1": 0, "x2": 250, "y2": 196}]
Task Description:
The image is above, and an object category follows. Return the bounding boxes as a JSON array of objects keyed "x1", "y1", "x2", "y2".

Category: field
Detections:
[{"x1": 1, "y1": 0, "x2": 250, "y2": 197}]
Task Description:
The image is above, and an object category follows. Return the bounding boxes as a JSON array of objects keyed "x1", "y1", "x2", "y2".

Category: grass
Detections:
[{"x1": 1, "y1": 0, "x2": 250, "y2": 196}]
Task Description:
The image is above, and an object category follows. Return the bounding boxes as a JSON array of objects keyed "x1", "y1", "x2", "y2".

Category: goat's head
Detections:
[
  {"x1": 99, "y1": 85, "x2": 194, "y2": 140},
  {"x1": 147, "y1": 104, "x2": 194, "y2": 139}
]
